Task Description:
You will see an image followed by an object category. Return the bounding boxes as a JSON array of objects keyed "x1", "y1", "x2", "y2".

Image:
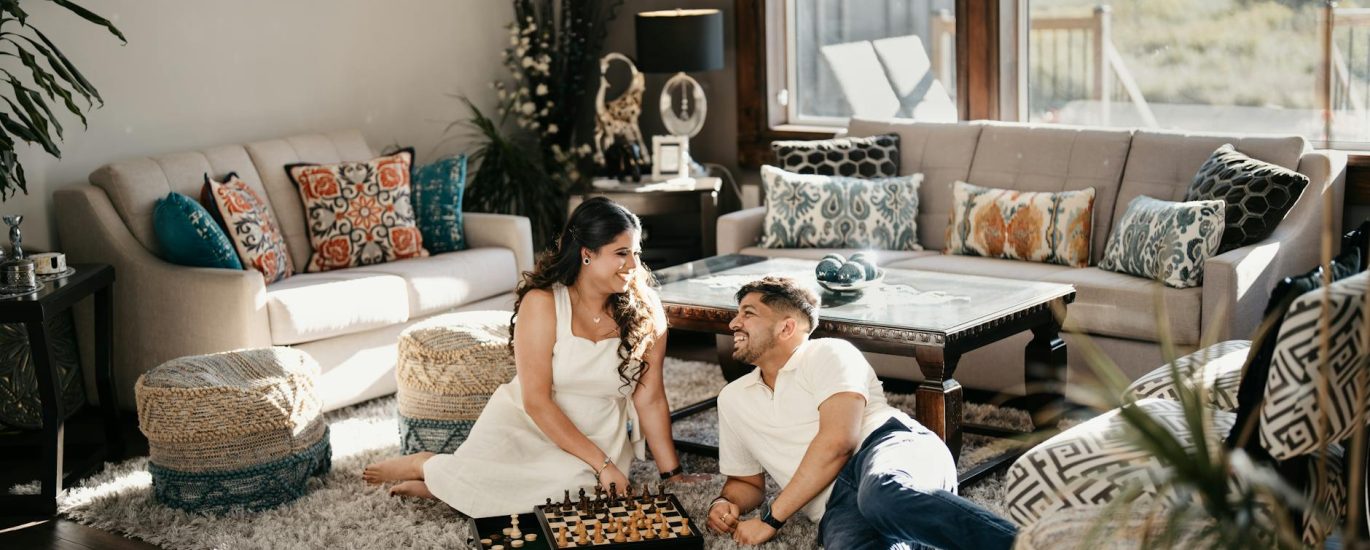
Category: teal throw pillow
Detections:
[
  {"x1": 412, "y1": 155, "x2": 468, "y2": 254},
  {"x1": 1098, "y1": 195, "x2": 1225, "y2": 288},
  {"x1": 758, "y1": 164, "x2": 923, "y2": 250},
  {"x1": 153, "y1": 192, "x2": 243, "y2": 269}
]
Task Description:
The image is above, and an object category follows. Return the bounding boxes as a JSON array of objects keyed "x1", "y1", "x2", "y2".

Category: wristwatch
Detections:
[{"x1": 759, "y1": 501, "x2": 786, "y2": 531}]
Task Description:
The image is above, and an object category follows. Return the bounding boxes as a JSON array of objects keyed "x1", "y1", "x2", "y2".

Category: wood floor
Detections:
[{"x1": 0, "y1": 330, "x2": 722, "y2": 550}]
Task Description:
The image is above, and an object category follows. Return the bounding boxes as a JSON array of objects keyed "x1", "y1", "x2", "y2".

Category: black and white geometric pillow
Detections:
[
  {"x1": 1260, "y1": 271, "x2": 1369, "y2": 460},
  {"x1": 1123, "y1": 340, "x2": 1251, "y2": 412},
  {"x1": 1185, "y1": 144, "x2": 1310, "y2": 254},
  {"x1": 1005, "y1": 398, "x2": 1344, "y2": 544},
  {"x1": 770, "y1": 134, "x2": 900, "y2": 177}
]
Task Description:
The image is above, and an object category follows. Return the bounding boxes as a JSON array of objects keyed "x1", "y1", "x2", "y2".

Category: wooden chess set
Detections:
[{"x1": 467, "y1": 482, "x2": 703, "y2": 549}]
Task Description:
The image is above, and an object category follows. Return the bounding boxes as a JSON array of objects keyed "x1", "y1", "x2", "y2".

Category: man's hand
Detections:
[
  {"x1": 707, "y1": 499, "x2": 741, "y2": 534},
  {"x1": 731, "y1": 518, "x2": 777, "y2": 546}
]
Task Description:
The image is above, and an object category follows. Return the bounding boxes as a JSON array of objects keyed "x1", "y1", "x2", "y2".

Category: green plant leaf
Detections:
[
  {"x1": 45, "y1": 0, "x2": 126, "y2": 43},
  {"x1": 30, "y1": 28, "x2": 101, "y2": 105}
]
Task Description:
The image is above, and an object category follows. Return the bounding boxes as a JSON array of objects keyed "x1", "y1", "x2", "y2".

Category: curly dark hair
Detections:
[
  {"x1": 509, "y1": 197, "x2": 659, "y2": 389},
  {"x1": 734, "y1": 276, "x2": 820, "y2": 333}
]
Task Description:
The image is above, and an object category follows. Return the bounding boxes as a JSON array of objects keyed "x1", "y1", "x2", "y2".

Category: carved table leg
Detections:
[
  {"x1": 914, "y1": 346, "x2": 963, "y2": 461},
  {"x1": 1023, "y1": 315, "x2": 1067, "y2": 429}
]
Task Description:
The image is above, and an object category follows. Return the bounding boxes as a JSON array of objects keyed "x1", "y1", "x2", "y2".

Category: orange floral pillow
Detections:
[
  {"x1": 944, "y1": 181, "x2": 1095, "y2": 268},
  {"x1": 286, "y1": 149, "x2": 428, "y2": 273},
  {"x1": 202, "y1": 173, "x2": 295, "y2": 283}
]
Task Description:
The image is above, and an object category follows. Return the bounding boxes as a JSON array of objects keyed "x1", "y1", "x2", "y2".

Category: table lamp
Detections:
[{"x1": 635, "y1": 9, "x2": 724, "y2": 138}]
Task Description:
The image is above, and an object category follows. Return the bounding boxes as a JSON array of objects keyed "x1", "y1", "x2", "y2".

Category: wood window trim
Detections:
[{"x1": 734, "y1": 0, "x2": 1002, "y2": 168}]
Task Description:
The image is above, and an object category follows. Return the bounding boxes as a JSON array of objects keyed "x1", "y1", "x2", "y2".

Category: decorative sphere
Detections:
[
  {"x1": 849, "y1": 258, "x2": 878, "y2": 280},
  {"x1": 815, "y1": 259, "x2": 842, "y2": 281},
  {"x1": 835, "y1": 262, "x2": 864, "y2": 284},
  {"x1": 849, "y1": 251, "x2": 875, "y2": 263}
]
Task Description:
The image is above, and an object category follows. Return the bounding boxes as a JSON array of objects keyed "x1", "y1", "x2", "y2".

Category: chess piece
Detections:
[
  {"x1": 480, "y1": 538, "x2": 492, "y2": 547},
  {"x1": 680, "y1": 517, "x2": 691, "y2": 536},
  {"x1": 659, "y1": 520, "x2": 671, "y2": 539},
  {"x1": 3, "y1": 215, "x2": 22, "y2": 260},
  {"x1": 576, "y1": 522, "x2": 589, "y2": 545},
  {"x1": 524, "y1": 534, "x2": 537, "y2": 542},
  {"x1": 563, "y1": 490, "x2": 572, "y2": 510},
  {"x1": 491, "y1": 545, "x2": 503, "y2": 550},
  {"x1": 594, "y1": 521, "x2": 604, "y2": 544},
  {"x1": 510, "y1": 540, "x2": 524, "y2": 549},
  {"x1": 613, "y1": 520, "x2": 627, "y2": 543},
  {"x1": 608, "y1": 482, "x2": 617, "y2": 503},
  {"x1": 557, "y1": 526, "x2": 567, "y2": 547},
  {"x1": 546, "y1": 497, "x2": 553, "y2": 509}
]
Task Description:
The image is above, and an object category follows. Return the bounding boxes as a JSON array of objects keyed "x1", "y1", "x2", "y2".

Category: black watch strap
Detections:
[
  {"x1": 659, "y1": 465, "x2": 684, "y2": 480},
  {"x1": 760, "y1": 502, "x2": 786, "y2": 531}
]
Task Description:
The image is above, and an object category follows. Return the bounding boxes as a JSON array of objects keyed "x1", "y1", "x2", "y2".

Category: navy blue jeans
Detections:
[{"x1": 817, "y1": 418, "x2": 1017, "y2": 550}]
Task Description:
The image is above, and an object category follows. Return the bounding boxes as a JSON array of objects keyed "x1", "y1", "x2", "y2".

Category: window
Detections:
[
  {"x1": 1024, "y1": 1, "x2": 1370, "y2": 148},
  {"x1": 780, "y1": 0, "x2": 959, "y2": 127}
]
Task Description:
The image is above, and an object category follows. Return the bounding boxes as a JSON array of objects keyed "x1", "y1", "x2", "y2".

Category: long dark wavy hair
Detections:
[{"x1": 509, "y1": 197, "x2": 659, "y2": 389}]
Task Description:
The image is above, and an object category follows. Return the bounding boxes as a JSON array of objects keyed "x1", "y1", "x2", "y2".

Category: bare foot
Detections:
[
  {"x1": 362, "y1": 452, "x2": 435, "y2": 484},
  {"x1": 389, "y1": 480, "x2": 436, "y2": 499}
]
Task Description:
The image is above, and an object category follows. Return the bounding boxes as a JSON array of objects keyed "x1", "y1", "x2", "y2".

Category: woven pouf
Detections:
[
  {"x1": 135, "y1": 347, "x2": 330, "y2": 513},
  {"x1": 397, "y1": 310, "x2": 515, "y2": 454}
]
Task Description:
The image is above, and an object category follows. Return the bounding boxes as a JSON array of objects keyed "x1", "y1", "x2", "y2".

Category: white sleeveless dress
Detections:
[{"x1": 422, "y1": 284, "x2": 646, "y2": 517}]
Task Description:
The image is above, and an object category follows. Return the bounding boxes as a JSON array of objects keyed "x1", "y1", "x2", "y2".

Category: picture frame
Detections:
[{"x1": 651, "y1": 135, "x2": 690, "y2": 180}]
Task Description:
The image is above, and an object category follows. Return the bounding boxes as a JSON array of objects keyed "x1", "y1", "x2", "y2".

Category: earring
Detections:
[{"x1": 583, "y1": 257, "x2": 591, "y2": 265}]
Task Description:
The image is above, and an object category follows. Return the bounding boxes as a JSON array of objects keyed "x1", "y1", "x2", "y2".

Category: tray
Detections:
[{"x1": 818, "y1": 269, "x2": 885, "y2": 293}]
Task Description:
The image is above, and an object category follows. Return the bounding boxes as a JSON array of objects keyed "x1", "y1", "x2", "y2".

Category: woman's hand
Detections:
[
  {"x1": 665, "y1": 472, "x2": 713, "y2": 484},
  {"x1": 597, "y1": 462, "x2": 630, "y2": 495}
]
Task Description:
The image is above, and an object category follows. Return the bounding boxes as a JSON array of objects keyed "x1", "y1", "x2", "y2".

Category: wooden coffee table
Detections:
[{"x1": 655, "y1": 255, "x2": 1075, "y2": 484}]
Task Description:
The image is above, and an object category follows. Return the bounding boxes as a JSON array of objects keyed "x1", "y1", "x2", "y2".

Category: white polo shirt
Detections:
[{"x1": 716, "y1": 338, "x2": 916, "y2": 522}]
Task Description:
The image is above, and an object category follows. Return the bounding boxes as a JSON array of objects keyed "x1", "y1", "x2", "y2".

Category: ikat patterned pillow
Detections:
[
  {"x1": 758, "y1": 165, "x2": 922, "y2": 250},
  {"x1": 1098, "y1": 195, "x2": 1225, "y2": 289},
  {"x1": 1185, "y1": 144, "x2": 1309, "y2": 254},
  {"x1": 287, "y1": 149, "x2": 428, "y2": 273},
  {"x1": 944, "y1": 181, "x2": 1096, "y2": 268},
  {"x1": 412, "y1": 155, "x2": 468, "y2": 254},
  {"x1": 202, "y1": 173, "x2": 294, "y2": 284},
  {"x1": 770, "y1": 134, "x2": 899, "y2": 177}
]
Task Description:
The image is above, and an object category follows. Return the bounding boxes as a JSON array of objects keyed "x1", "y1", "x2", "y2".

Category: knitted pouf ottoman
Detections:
[
  {"x1": 135, "y1": 347, "x2": 331, "y2": 513},
  {"x1": 397, "y1": 310, "x2": 515, "y2": 454}
]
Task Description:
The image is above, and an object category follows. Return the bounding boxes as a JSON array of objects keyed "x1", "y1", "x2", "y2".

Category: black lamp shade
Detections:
[{"x1": 635, "y1": 9, "x2": 724, "y2": 73}]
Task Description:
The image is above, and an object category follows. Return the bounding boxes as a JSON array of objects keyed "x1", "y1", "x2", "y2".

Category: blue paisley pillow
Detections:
[
  {"x1": 153, "y1": 192, "x2": 243, "y2": 269},
  {"x1": 1099, "y1": 195, "x2": 1225, "y2": 288},
  {"x1": 758, "y1": 165, "x2": 923, "y2": 250},
  {"x1": 412, "y1": 155, "x2": 468, "y2": 254}
]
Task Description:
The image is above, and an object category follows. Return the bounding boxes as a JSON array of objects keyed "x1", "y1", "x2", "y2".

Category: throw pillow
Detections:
[
  {"x1": 411, "y1": 155, "x2": 468, "y2": 254},
  {"x1": 153, "y1": 192, "x2": 243, "y2": 270},
  {"x1": 1098, "y1": 195, "x2": 1225, "y2": 289},
  {"x1": 944, "y1": 181, "x2": 1096, "y2": 268},
  {"x1": 770, "y1": 134, "x2": 900, "y2": 177},
  {"x1": 758, "y1": 165, "x2": 922, "y2": 250},
  {"x1": 286, "y1": 148, "x2": 428, "y2": 273},
  {"x1": 202, "y1": 173, "x2": 294, "y2": 284},
  {"x1": 1185, "y1": 144, "x2": 1309, "y2": 254}
]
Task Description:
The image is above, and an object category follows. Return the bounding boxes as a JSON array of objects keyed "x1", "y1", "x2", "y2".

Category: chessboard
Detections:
[
  {"x1": 467, "y1": 512, "x2": 550, "y2": 549},
  {"x1": 533, "y1": 484, "x2": 703, "y2": 549}
]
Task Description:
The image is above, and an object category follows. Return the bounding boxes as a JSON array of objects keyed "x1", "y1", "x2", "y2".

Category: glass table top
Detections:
[{"x1": 654, "y1": 255, "x2": 1075, "y2": 335}]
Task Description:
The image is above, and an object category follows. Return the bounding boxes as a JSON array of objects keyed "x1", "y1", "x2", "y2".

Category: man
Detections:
[{"x1": 706, "y1": 276, "x2": 1017, "y2": 549}]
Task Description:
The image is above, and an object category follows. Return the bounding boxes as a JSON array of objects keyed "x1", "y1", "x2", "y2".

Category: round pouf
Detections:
[
  {"x1": 397, "y1": 310, "x2": 515, "y2": 454},
  {"x1": 135, "y1": 347, "x2": 330, "y2": 513}
]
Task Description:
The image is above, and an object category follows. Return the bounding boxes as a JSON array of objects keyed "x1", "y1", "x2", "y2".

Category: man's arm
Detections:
[{"x1": 707, "y1": 473, "x2": 766, "y2": 535}]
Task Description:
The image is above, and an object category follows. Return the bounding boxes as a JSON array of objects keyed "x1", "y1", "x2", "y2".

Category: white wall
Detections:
[{"x1": 8, "y1": 0, "x2": 510, "y2": 252}]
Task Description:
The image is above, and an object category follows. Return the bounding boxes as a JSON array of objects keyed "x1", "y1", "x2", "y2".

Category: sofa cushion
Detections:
[
  {"x1": 1042, "y1": 267, "x2": 1203, "y2": 345},
  {"x1": 770, "y1": 133, "x2": 900, "y2": 177},
  {"x1": 1098, "y1": 196, "x2": 1226, "y2": 289},
  {"x1": 758, "y1": 165, "x2": 923, "y2": 250},
  {"x1": 347, "y1": 247, "x2": 519, "y2": 317},
  {"x1": 286, "y1": 148, "x2": 429, "y2": 273},
  {"x1": 944, "y1": 181, "x2": 1096, "y2": 267},
  {"x1": 887, "y1": 254, "x2": 1076, "y2": 281},
  {"x1": 152, "y1": 192, "x2": 242, "y2": 269},
  {"x1": 412, "y1": 155, "x2": 469, "y2": 254},
  {"x1": 1114, "y1": 129, "x2": 1306, "y2": 249},
  {"x1": 738, "y1": 247, "x2": 938, "y2": 264},
  {"x1": 966, "y1": 123, "x2": 1132, "y2": 264},
  {"x1": 1124, "y1": 340, "x2": 1251, "y2": 412},
  {"x1": 844, "y1": 118, "x2": 982, "y2": 252},
  {"x1": 1185, "y1": 144, "x2": 1310, "y2": 254},
  {"x1": 266, "y1": 271, "x2": 410, "y2": 345},
  {"x1": 203, "y1": 173, "x2": 295, "y2": 284},
  {"x1": 245, "y1": 130, "x2": 378, "y2": 271}
]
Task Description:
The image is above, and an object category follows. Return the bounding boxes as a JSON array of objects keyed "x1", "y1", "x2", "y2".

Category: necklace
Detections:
[{"x1": 571, "y1": 287, "x2": 604, "y2": 324}]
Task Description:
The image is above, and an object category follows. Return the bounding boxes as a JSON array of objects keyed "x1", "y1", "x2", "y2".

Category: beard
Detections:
[{"x1": 731, "y1": 330, "x2": 771, "y2": 365}]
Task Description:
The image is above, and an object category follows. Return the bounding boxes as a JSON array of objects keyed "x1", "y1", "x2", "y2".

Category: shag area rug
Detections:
[{"x1": 23, "y1": 358, "x2": 1035, "y2": 549}]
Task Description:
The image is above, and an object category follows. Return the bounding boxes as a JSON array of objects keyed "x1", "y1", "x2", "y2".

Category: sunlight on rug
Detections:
[{"x1": 28, "y1": 358, "x2": 1037, "y2": 549}]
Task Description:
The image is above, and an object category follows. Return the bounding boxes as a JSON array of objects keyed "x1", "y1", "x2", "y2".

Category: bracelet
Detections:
[
  {"x1": 658, "y1": 465, "x2": 684, "y2": 480},
  {"x1": 593, "y1": 457, "x2": 613, "y2": 483},
  {"x1": 707, "y1": 496, "x2": 731, "y2": 513}
]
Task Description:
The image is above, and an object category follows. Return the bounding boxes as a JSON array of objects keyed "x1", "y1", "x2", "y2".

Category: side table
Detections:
[
  {"x1": 0, "y1": 263, "x2": 122, "y2": 515},
  {"x1": 569, "y1": 177, "x2": 722, "y2": 269}
]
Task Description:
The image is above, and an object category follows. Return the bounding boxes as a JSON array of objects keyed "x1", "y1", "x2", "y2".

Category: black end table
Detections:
[{"x1": 0, "y1": 264, "x2": 122, "y2": 515}]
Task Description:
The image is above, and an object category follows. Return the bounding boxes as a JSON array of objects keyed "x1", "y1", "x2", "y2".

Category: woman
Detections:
[{"x1": 363, "y1": 197, "x2": 688, "y2": 517}]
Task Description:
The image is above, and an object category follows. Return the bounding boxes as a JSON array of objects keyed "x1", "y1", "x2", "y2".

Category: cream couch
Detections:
[
  {"x1": 55, "y1": 130, "x2": 532, "y2": 412},
  {"x1": 717, "y1": 119, "x2": 1346, "y2": 400}
]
